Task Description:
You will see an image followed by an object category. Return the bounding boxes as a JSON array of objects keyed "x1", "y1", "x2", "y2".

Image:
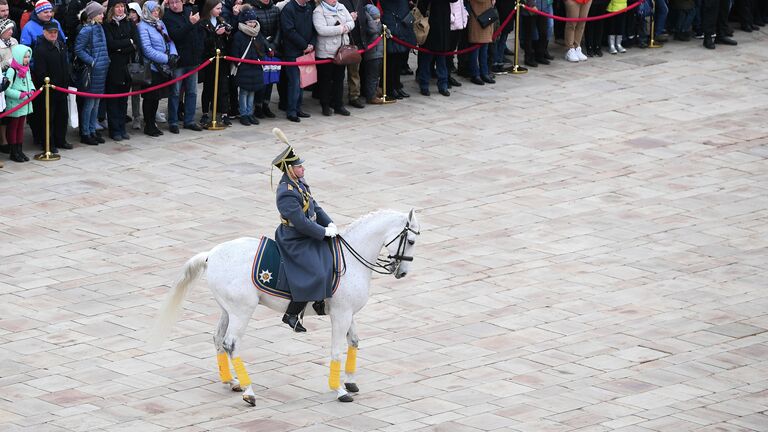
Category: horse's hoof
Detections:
[
  {"x1": 344, "y1": 383, "x2": 359, "y2": 393},
  {"x1": 231, "y1": 384, "x2": 242, "y2": 392},
  {"x1": 243, "y1": 394, "x2": 256, "y2": 406},
  {"x1": 338, "y1": 394, "x2": 354, "y2": 403}
]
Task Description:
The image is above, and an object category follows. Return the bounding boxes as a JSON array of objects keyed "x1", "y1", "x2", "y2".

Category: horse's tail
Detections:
[{"x1": 146, "y1": 251, "x2": 209, "y2": 348}]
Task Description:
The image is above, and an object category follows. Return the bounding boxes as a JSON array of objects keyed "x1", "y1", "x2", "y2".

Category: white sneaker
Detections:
[
  {"x1": 564, "y1": 48, "x2": 580, "y2": 63},
  {"x1": 156, "y1": 112, "x2": 167, "y2": 123},
  {"x1": 575, "y1": 47, "x2": 588, "y2": 61}
]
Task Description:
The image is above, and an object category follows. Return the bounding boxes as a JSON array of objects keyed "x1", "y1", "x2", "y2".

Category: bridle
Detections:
[{"x1": 336, "y1": 220, "x2": 421, "y2": 276}]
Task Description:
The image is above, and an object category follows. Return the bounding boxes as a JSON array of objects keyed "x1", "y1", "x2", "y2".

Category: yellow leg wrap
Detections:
[
  {"x1": 232, "y1": 357, "x2": 251, "y2": 388},
  {"x1": 217, "y1": 353, "x2": 233, "y2": 383},
  {"x1": 329, "y1": 360, "x2": 341, "y2": 390},
  {"x1": 345, "y1": 346, "x2": 357, "y2": 375}
]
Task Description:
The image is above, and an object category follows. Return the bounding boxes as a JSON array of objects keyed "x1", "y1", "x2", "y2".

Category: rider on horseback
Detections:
[{"x1": 273, "y1": 145, "x2": 339, "y2": 332}]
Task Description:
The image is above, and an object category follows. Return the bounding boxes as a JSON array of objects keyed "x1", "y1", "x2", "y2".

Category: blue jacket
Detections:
[
  {"x1": 75, "y1": 23, "x2": 111, "y2": 93},
  {"x1": 274, "y1": 173, "x2": 335, "y2": 302},
  {"x1": 280, "y1": 0, "x2": 317, "y2": 59},
  {"x1": 137, "y1": 20, "x2": 178, "y2": 72},
  {"x1": 20, "y1": 15, "x2": 66, "y2": 50},
  {"x1": 231, "y1": 31, "x2": 265, "y2": 92}
]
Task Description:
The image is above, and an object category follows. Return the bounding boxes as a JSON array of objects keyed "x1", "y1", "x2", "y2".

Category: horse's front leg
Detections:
[
  {"x1": 344, "y1": 317, "x2": 360, "y2": 394},
  {"x1": 329, "y1": 311, "x2": 354, "y2": 402}
]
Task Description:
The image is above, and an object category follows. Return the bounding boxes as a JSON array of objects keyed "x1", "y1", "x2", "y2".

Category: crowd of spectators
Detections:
[{"x1": 0, "y1": 0, "x2": 764, "y2": 165}]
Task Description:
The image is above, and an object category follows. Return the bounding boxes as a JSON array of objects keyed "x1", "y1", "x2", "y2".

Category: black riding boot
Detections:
[{"x1": 282, "y1": 301, "x2": 307, "y2": 332}]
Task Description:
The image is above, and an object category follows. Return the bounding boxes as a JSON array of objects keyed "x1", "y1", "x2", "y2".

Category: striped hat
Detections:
[{"x1": 34, "y1": 0, "x2": 53, "y2": 15}]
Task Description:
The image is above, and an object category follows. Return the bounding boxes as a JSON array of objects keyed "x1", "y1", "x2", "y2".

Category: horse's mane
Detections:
[{"x1": 343, "y1": 209, "x2": 404, "y2": 236}]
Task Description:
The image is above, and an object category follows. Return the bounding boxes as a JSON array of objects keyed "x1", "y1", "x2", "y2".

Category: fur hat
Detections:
[
  {"x1": 34, "y1": 0, "x2": 53, "y2": 15},
  {"x1": 84, "y1": 1, "x2": 106, "y2": 19},
  {"x1": 0, "y1": 19, "x2": 15, "y2": 36}
]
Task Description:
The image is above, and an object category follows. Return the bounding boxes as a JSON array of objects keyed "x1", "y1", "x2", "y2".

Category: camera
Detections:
[{"x1": 217, "y1": 22, "x2": 233, "y2": 33}]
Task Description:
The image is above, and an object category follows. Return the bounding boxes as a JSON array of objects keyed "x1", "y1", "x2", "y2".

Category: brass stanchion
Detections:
[
  {"x1": 34, "y1": 77, "x2": 59, "y2": 161},
  {"x1": 510, "y1": 0, "x2": 528, "y2": 74},
  {"x1": 380, "y1": 25, "x2": 396, "y2": 104},
  {"x1": 648, "y1": 0, "x2": 663, "y2": 48},
  {"x1": 205, "y1": 49, "x2": 226, "y2": 130}
]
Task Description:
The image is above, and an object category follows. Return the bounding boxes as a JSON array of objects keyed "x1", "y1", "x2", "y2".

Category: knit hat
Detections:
[
  {"x1": 85, "y1": 1, "x2": 106, "y2": 19},
  {"x1": 0, "y1": 19, "x2": 14, "y2": 36},
  {"x1": 239, "y1": 7, "x2": 258, "y2": 23},
  {"x1": 365, "y1": 4, "x2": 380, "y2": 19},
  {"x1": 34, "y1": 0, "x2": 53, "y2": 15},
  {"x1": 128, "y1": 2, "x2": 141, "y2": 16}
]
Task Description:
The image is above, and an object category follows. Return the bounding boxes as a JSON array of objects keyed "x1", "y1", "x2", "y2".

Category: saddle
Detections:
[{"x1": 251, "y1": 236, "x2": 343, "y2": 300}]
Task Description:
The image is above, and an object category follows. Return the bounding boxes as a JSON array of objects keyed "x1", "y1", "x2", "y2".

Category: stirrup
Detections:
[
  {"x1": 312, "y1": 300, "x2": 326, "y2": 316},
  {"x1": 282, "y1": 313, "x2": 306, "y2": 332}
]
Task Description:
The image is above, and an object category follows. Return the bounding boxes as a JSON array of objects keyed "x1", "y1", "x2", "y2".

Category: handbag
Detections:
[
  {"x1": 297, "y1": 52, "x2": 317, "y2": 88},
  {"x1": 472, "y1": 5, "x2": 499, "y2": 29},
  {"x1": 412, "y1": 2, "x2": 430, "y2": 45},
  {"x1": 72, "y1": 56, "x2": 92, "y2": 89},
  {"x1": 333, "y1": 44, "x2": 361, "y2": 65},
  {"x1": 263, "y1": 56, "x2": 281, "y2": 85},
  {"x1": 127, "y1": 51, "x2": 152, "y2": 86}
]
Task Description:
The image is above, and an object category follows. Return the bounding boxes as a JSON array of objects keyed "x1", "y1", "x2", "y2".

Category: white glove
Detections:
[{"x1": 325, "y1": 225, "x2": 338, "y2": 237}]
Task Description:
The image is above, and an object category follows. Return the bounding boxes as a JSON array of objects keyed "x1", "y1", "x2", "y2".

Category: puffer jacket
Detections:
[
  {"x1": 4, "y1": 44, "x2": 35, "y2": 117},
  {"x1": 137, "y1": 20, "x2": 178, "y2": 72},
  {"x1": 231, "y1": 25, "x2": 266, "y2": 91},
  {"x1": 75, "y1": 23, "x2": 111, "y2": 93},
  {"x1": 312, "y1": 1, "x2": 354, "y2": 59},
  {"x1": 252, "y1": 0, "x2": 282, "y2": 51}
]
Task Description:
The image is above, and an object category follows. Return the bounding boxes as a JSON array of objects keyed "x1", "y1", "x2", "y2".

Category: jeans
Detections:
[
  {"x1": 469, "y1": 44, "x2": 489, "y2": 78},
  {"x1": 169, "y1": 67, "x2": 198, "y2": 126},
  {"x1": 239, "y1": 89, "x2": 255, "y2": 117},
  {"x1": 284, "y1": 64, "x2": 303, "y2": 117},
  {"x1": 493, "y1": 30, "x2": 510, "y2": 64},
  {"x1": 417, "y1": 52, "x2": 448, "y2": 92},
  {"x1": 80, "y1": 98, "x2": 100, "y2": 136},
  {"x1": 655, "y1": 0, "x2": 670, "y2": 34}
]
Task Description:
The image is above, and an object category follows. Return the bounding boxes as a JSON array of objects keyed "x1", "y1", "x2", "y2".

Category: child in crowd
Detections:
[
  {"x1": 4, "y1": 44, "x2": 34, "y2": 163},
  {"x1": 0, "y1": 18, "x2": 17, "y2": 161},
  {"x1": 362, "y1": 4, "x2": 383, "y2": 104},
  {"x1": 231, "y1": 5, "x2": 265, "y2": 126},
  {"x1": 128, "y1": 2, "x2": 143, "y2": 130}
]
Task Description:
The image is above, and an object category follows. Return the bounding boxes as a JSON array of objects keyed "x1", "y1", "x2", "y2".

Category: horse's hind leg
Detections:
[
  {"x1": 344, "y1": 317, "x2": 360, "y2": 394},
  {"x1": 222, "y1": 310, "x2": 258, "y2": 406},
  {"x1": 329, "y1": 311, "x2": 354, "y2": 402},
  {"x1": 213, "y1": 308, "x2": 241, "y2": 391}
]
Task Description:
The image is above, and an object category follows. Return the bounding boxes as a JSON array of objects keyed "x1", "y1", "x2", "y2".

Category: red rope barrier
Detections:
[
  {"x1": 52, "y1": 59, "x2": 212, "y2": 99},
  {"x1": 522, "y1": 2, "x2": 640, "y2": 22},
  {"x1": 0, "y1": 88, "x2": 43, "y2": 119},
  {"x1": 224, "y1": 36, "x2": 384, "y2": 66},
  {"x1": 390, "y1": 9, "x2": 516, "y2": 56}
]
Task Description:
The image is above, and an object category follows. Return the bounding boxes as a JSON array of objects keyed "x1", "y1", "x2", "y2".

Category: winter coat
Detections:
[
  {"x1": 231, "y1": 29, "x2": 266, "y2": 91},
  {"x1": 362, "y1": 11, "x2": 383, "y2": 60},
  {"x1": 163, "y1": 5, "x2": 205, "y2": 67},
  {"x1": 495, "y1": 0, "x2": 515, "y2": 32},
  {"x1": 418, "y1": 0, "x2": 457, "y2": 52},
  {"x1": 103, "y1": 17, "x2": 138, "y2": 91},
  {"x1": 274, "y1": 173, "x2": 335, "y2": 302},
  {"x1": 201, "y1": 16, "x2": 232, "y2": 59},
  {"x1": 339, "y1": 0, "x2": 364, "y2": 47},
  {"x1": 449, "y1": 0, "x2": 468, "y2": 30},
  {"x1": 4, "y1": 44, "x2": 35, "y2": 117},
  {"x1": 20, "y1": 14, "x2": 66, "y2": 50},
  {"x1": 466, "y1": 0, "x2": 494, "y2": 43},
  {"x1": 313, "y1": 2, "x2": 355, "y2": 59},
  {"x1": 380, "y1": 0, "x2": 415, "y2": 54},
  {"x1": 252, "y1": 0, "x2": 282, "y2": 52},
  {"x1": 670, "y1": 0, "x2": 694, "y2": 10},
  {"x1": 31, "y1": 37, "x2": 70, "y2": 89},
  {"x1": 137, "y1": 20, "x2": 178, "y2": 72},
  {"x1": 280, "y1": 0, "x2": 317, "y2": 59},
  {"x1": 64, "y1": 0, "x2": 85, "y2": 48},
  {"x1": 75, "y1": 23, "x2": 111, "y2": 93},
  {"x1": 0, "y1": 37, "x2": 18, "y2": 71}
]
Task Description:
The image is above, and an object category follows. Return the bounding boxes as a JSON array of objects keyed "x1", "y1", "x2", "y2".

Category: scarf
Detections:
[
  {"x1": 238, "y1": 21, "x2": 260, "y2": 37},
  {"x1": 11, "y1": 58, "x2": 29, "y2": 78},
  {"x1": 320, "y1": 1, "x2": 337, "y2": 13},
  {"x1": 0, "y1": 37, "x2": 12, "y2": 48},
  {"x1": 113, "y1": 14, "x2": 126, "y2": 23},
  {"x1": 141, "y1": 1, "x2": 160, "y2": 25}
]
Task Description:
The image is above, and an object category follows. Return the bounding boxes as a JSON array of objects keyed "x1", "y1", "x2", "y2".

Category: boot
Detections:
[
  {"x1": 616, "y1": 35, "x2": 627, "y2": 53},
  {"x1": 608, "y1": 35, "x2": 618, "y2": 54},
  {"x1": 535, "y1": 40, "x2": 551, "y2": 64},
  {"x1": 262, "y1": 104, "x2": 276, "y2": 118},
  {"x1": 0, "y1": 143, "x2": 9, "y2": 154},
  {"x1": 282, "y1": 301, "x2": 307, "y2": 332},
  {"x1": 9, "y1": 144, "x2": 26, "y2": 163},
  {"x1": 312, "y1": 300, "x2": 327, "y2": 316},
  {"x1": 703, "y1": 33, "x2": 716, "y2": 49}
]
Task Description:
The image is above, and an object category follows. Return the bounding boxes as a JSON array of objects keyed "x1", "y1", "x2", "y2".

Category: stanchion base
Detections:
[
  {"x1": 510, "y1": 65, "x2": 528, "y2": 74},
  {"x1": 380, "y1": 97, "x2": 397, "y2": 104},
  {"x1": 205, "y1": 121, "x2": 227, "y2": 131},
  {"x1": 648, "y1": 41, "x2": 663, "y2": 48},
  {"x1": 34, "y1": 152, "x2": 60, "y2": 161}
]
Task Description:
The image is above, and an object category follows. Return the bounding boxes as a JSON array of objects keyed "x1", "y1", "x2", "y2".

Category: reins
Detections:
[{"x1": 336, "y1": 221, "x2": 420, "y2": 276}]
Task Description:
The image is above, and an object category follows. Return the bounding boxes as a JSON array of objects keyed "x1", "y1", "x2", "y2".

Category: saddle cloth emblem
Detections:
[{"x1": 251, "y1": 236, "x2": 344, "y2": 299}]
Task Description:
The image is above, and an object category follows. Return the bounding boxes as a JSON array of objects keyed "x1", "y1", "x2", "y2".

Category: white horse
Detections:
[{"x1": 149, "y1": 209, "x2": 420, "y2": 405}]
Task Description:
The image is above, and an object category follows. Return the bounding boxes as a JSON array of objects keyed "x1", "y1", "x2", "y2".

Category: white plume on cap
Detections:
[{"x1": 272, "y1": 128, "x2": 289, "y2": 144}]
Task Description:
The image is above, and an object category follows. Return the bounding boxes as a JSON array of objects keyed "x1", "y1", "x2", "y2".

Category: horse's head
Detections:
[{"x1": 384, "y1": 209, "x2": 420, "y2": 279}]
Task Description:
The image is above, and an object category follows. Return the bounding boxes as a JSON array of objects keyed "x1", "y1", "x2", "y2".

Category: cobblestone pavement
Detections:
[{"x1": 1, "y1": 30, "x2": 768, "y2": 432}]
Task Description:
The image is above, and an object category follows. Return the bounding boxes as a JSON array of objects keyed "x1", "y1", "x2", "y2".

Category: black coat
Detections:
[
  {"x1": 280, "y1": 0, "x2": 316, "y2": 59},
  {"x1": 418, "y1": 0, "x2": 457, "y2": 52},
  {"x1": 201, "y1": 16, "x2": 232, "y2": 59},
  {"x1": 231, "y1": 30, "x2": 266, "y2": 91},
  {"x1": 251, "y1": 0, "x2": 282, "y2": 53},
  {"x1": 339, "y1": 0, "x2": 364, "y2": 48},
  {"x1": 163, "y1": 5, "x2": 205, "y2": 67},
  {"x1": 103, "y1": 18, "x2": 138, "y2": 91},
  {"x1": 31, "y1": 38, "x2": 70, "y2": 89},
  {"x1": 380, "y1": 0, "x2": 416, "y2": 53}
]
